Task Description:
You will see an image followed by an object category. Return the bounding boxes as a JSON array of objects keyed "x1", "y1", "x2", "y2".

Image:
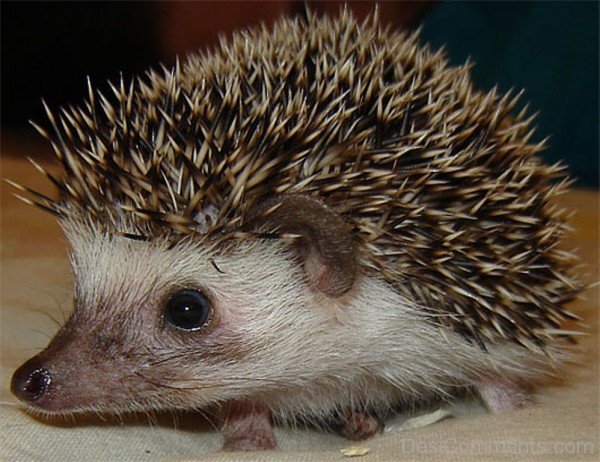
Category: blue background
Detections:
[{"x1": 421, "y1": 1, "x2": 599, "y2": 187}]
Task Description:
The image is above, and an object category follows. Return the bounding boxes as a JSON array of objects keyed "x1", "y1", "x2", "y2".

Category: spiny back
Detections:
[{"x1": 18, "y1": 11, "x2": 581, "y2": 350}]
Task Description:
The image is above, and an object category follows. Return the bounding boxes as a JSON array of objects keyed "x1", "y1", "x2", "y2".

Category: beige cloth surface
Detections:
[{"x1": 0, "y1": 155, "x2": 598, "y2": 461}]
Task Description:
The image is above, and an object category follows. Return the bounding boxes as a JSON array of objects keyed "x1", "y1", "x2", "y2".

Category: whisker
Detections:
[
  {"x1": 195, "y1": 407, "x2": 220, "y2": 432},
  {"x1": 0, "y1": 401, "x2": 19, "y2": 407},
  {"x1": 27, "y1": 328, "x2": 52, "y2": 340},
  {"x1": 169, "y1": 408, "x2": 180, "y2": 431},
  {"x1": 27, "y1": 307, "x2": 64, "y2": 330},
  {"x1": 48, "y1": 293, "x2": 70, "y2": 324}
]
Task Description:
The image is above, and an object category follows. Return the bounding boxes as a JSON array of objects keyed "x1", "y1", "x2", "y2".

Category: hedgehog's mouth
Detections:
[{"x1": 11, "y1": 351, "x2": 220, "y2": 417}]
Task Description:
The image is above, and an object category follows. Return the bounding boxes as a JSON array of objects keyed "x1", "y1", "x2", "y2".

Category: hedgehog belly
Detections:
[{"x1": 243, "y1": 273, "x2": 565, "y2": 428}]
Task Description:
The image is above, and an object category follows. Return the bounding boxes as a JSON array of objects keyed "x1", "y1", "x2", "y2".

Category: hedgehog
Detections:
[{"x1": 10, "y1": 11, "x2": 583, "y2": 452}]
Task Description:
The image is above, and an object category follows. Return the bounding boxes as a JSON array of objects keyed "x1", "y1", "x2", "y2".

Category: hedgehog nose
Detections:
[{"x1": 11, "y1": 359, "x2": 52, "y2": 404}]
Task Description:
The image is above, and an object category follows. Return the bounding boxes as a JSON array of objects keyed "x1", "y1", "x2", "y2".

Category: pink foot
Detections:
[
  {"x1": 339, "y1": 411, "x2": 383, "y2": 441},
  {"x1": 220, "y1": 401, "x2": 277, "y2": 451},
  {"x1": 477, "y1": 377, "x2": 533, "y2": 413}
]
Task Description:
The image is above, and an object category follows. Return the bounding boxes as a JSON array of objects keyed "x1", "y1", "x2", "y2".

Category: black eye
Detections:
[{"x1": 166, "y1": 289, "x2": 211, "y2": 331}]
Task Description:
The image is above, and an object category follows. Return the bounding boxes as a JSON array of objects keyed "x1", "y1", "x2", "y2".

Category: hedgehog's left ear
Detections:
[{"x1": 247, "y1": 194, "x2": 357, "y2": 298}]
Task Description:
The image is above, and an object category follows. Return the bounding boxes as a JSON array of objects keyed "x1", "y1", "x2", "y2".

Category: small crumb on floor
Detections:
[{"x1": 340, "y1": 445, "x2": 370, "y2": 457}]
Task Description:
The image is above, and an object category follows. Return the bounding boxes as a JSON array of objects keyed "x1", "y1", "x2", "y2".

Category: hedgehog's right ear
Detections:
[{"x1": 246, "y1": 194, "x2": 357, "y2": 298}]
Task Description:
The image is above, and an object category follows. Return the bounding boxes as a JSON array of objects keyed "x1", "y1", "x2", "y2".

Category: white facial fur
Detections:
[{"x1": 43, "y1": 219, "x2": 566, "y2": 423}]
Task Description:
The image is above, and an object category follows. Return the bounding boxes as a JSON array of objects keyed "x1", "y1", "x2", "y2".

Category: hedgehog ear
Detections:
[{"x1": 247, "y1": 194, "x2": 357, "y2": 298}]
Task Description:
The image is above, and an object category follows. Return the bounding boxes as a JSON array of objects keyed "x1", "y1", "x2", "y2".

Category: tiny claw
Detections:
[{"x1": 338, "y1": 411, "x2": 384, "y2": 441}]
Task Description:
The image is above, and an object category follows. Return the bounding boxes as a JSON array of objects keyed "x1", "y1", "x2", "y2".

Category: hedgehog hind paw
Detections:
[
  {"x1": 220, "y1": 401, "x2": 277, "y2": 451},
  {"x1": 477, "y1": 378, "x2": 533, "y2": 413},
  {"x1": 338, "y1": 411, "x2": 384, "y2": 441}
]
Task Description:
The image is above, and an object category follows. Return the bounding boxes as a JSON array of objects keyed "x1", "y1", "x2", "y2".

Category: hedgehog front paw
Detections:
[
  {"x1": 477, "y1": 377, "x2": 533, "y2": 413},
  {"x1": 338, "y1": 411, "x2": 384, "y2": 441},
  {"x1": 220, "y1": 400, "x2": 277, "y2": 451}
]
